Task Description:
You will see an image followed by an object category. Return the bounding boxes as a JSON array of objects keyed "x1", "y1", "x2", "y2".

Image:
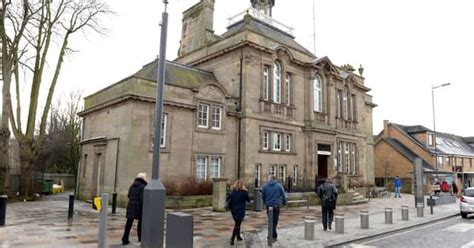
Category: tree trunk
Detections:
[
  {"x1": 0, "y1": 127, "x2": 10, "y2": 195},
  {"x1": 19, "y1": 142, "x2": 34, "y2": 198}
]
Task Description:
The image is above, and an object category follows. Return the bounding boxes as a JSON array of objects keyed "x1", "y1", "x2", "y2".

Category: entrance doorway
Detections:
[{"x1": 318, "y1": 155, "x2": 328, "y2": 178}]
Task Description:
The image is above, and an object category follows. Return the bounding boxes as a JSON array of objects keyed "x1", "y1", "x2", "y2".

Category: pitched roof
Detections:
[
  {"x1": 133, "y1": 60, "x2": 219, "y2": 89},
  {"x1": 383, "y1": 138, "x2": 434, "y2": 171},
  {"x1": 222, "y1": 16, "x2": 314, "y2": 57},
  {"x1": 391, "y1": 123, "x2": 474, "y2": 157}
]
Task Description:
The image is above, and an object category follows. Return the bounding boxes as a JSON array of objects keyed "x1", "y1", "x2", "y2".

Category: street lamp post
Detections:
[
  {"x1": 141, "y1": 1, "x2": 169, "y2": 247},
  {"x1": 431, "y1": 83, "x2": 450, "y2": 181}
]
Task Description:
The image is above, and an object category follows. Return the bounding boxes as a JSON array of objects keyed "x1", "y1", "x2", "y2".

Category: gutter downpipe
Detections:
[{"x1": 237, "y1": 49, "x2": 244, "y2": 179}]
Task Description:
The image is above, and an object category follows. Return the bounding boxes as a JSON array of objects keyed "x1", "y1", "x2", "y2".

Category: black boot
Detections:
[
  {"x1": 230, "y1": 239, "x2": 235, "y2": 246},
  {"x1": 328, "y1": 223, "x2": 332, "y2": 230},
  {"x1": 237, "y1": 235, "x2": 243, "y2": 241}
]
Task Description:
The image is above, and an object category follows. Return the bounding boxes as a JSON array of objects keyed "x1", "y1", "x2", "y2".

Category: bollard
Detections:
[
  {"x1": 401, "y1": 206, "x2": 409, "y2": 221},
  {"x1": 335, "y1": 214, "x2": 344, "y2": 234},
  {"x1": 98, "y1": 193, "x2": 109, "y2": 248},
  {"x1": 254, "y1": 188, "x2": 263, "y2": 212},
  {"x1": 385, "y1": 208, "x2": 393, "y2": 224},
  {"x1": 267, "y1": 206, "x2": 273, "y2": 246},
  {"x1": 304, "y1": 219, "x2": 315, "y2": 240},
  {"x1": 112, "y1": 192, "x2": 117, "y2": 215},
  {"x1": 68, "y1": 194, "x2": 74, "y2": 220},
  {"x1": 0, "y1": 195, "x2": 7, "y2": 226},
  {"x1": 429, "y1": 195, "x2": 434, "y2": 214},
  {"x1": 166, "y1": 212, "x2": 193, "y2": 248},
  {"x1": 360, "y1": 211, "x2": 369, "y2": 229},
  {"x1": 417, "y1": 203, "x2": 424, "y2": 217}
]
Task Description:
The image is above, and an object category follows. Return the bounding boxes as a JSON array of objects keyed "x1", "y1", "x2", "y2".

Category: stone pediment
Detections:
[{"x1": 195, "y1": 83, "x2": 228, "y2": 102}]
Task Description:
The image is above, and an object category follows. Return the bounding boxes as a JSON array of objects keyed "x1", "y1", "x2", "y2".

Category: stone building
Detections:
[
  {"x1": 374, "y1": 120, "x2": 474, "y2": 192},
  {"x1": 77, "y1": 0, "x2": 376, "y2": 204}
]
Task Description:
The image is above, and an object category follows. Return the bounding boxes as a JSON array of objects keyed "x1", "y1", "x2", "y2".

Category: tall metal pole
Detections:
[
  {"x1": 141, "y1": 1, "x2": 168, "y2": 247},
  {"x1": 312, "y1": 0, "x2": 316, "y2": 55},
  {"x1": 431, "y1": 83, "x2": 450, "y2": 181}
]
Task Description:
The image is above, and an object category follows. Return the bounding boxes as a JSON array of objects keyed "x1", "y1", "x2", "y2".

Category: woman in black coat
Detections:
[
  {"x1": 227, "y1": 179, "x2": 250, "y2": 246},
  {"x1": 121, "y1": 173, "x2": 147, "y2": 245}
]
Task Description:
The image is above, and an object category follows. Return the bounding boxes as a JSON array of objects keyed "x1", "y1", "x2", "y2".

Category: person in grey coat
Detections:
[
  {"x1": 317, "y1": 178, "x2": 338, "y2": 231},
  {"x1": 122, "y1": 173, "x2": 147, "y2": 245}
]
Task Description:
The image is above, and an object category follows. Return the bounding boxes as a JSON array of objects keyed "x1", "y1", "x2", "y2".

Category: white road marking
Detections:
[
  {"x1": 363, "y1": 217, "x2": 457, "y2": 245},
  {"x1": 344, "y1": 245, "x2": 378, "y2": 248},
  {"x1": 461, "y1": 240, "x2": 474, "y2": 248},
  {"x1": 444, "y1": 223, "x2": 474, "y2": 233}
]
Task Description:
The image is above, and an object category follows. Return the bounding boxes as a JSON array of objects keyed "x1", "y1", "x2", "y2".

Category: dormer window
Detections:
[{"x1": 428, "y1": 133, "x2": 434, "y2": 147}]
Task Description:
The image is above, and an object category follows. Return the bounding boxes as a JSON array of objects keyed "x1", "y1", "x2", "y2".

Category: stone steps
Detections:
[{"x1": 351, "y1": 191, "x2": 369, "y2": 205}]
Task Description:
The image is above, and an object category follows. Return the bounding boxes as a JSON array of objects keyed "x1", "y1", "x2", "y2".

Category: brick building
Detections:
[
  {"x1": 375, "y1": 120, "x2": 474, "y2": 192},
  {"x1": 77, "y1": 0, "x2": 376, "y2": 204}
]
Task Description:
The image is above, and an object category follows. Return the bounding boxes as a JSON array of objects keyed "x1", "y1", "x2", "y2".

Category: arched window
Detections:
[
  {"x1": 263, "y1": 65, "x2": 269, "y2": 100},
  {"x1": 273, "y1": 61, "x2": 281, "y2": 103},
  {"x1": 313, "y1": 76, "x2": 322, "y2": 112},
  {"x1": 342, "y1": 86, "x2": 349, "y2": 119}
]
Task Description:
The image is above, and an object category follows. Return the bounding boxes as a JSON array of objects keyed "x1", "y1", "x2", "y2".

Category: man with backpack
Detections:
[{"x1": 317, "y1": 178, "x2": 338, "y2": 231}]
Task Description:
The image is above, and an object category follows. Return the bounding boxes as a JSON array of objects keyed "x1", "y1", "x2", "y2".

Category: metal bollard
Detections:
[
  {"x1": 0, "y1": 195, "x2": 7, "y2": 226},
  {"x1": 166, "y1": 212, "x2": 193, "y2": 248},
  {"x1": 429, "y1": 195, "x2": 434, "y2": 214},
  {"x1": 360, "y1": 211, "x2": 369, "y2": 229},
  {"x1": 68, "y1": 194, "x2": 75, "y2": 220},
  {"x1": 112, "y1": 192, "x2": 117, "y2": 214},
  {"x1": 304, "y1": 219, "x2": 315, "y2": 240},
  {"x1": 98, "y1": 193, "x2": 109, "y2": 248},
  {"x1": 401, "y1": 206, "x2": 409, "y2": 221},
  {"x1": 417, "y1": 203, "x2": 424, "y2": 217},
  {"x1": 267, "y1": 206, "x2": 273, "y2": 246},
  {"x1": 385, "y1": 208, "x2": 393, "y2": 224},
  {"x1": 335, "y1": 214, "x2": 344, "y2": 234}
]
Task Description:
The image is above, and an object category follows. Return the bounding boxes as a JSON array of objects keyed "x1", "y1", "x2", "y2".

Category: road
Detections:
[{"x1": 344, "y1": 215, "x2": 474, "y2": 248}]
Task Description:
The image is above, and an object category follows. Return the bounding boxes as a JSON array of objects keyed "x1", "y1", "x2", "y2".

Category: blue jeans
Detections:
[{"x1": 395, "y1": 186, "x2": 401, "y2": 197}]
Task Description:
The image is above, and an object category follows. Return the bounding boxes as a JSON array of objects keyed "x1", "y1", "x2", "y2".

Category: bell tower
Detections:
[{"x1": 251, "y1": 0, "x2": 275, "y2": 16}]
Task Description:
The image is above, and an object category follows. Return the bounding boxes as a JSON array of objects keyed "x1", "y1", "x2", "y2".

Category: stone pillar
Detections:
[{"x1": 212, "y1": 178, "x2": 228, "y2": 212}]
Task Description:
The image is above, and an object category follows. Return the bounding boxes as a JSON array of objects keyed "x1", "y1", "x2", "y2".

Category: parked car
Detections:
[{"x1": 460, "y1": 187, "x2": 474, "y2": 218}]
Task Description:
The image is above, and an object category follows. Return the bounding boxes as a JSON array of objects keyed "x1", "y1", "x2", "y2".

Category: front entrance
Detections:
[{"x1": 318, "y1": 155, "x2": 328, "y2": 178}]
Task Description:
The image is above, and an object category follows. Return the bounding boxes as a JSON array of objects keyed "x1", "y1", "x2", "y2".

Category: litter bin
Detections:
[
  {"x1": 254, "y1": 188, "x2": 263, "y2": 212},
  {"x1": 43, "y1": 179, "x2": 53, "y2": 194}
]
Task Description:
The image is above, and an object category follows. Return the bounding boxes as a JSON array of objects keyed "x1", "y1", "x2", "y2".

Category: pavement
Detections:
[{"x1": 0, "y1": 192, "x2": 460, "y2": 247}]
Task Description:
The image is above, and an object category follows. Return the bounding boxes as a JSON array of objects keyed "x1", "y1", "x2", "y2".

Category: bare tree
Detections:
[
  {"x1": 1, "y1": 0, "x2": 110, "y2": 197},
  {"x1": 382, "y1": 161, "x2": 392, "y2": 187}
]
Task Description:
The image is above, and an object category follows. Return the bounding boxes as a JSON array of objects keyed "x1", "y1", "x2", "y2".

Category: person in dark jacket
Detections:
[
  {"x1": 262, "y1": 174, "x2": 287, "y2": 242},
  {"x1": 121, "y1": 173, "x2": 147, "y2": 245},
  {"x1": 227, "y1": 179, "x2": 250, "y2": 246},
  {"x1": 317, "y1": 178, "x2": 338, "y2": 231}
]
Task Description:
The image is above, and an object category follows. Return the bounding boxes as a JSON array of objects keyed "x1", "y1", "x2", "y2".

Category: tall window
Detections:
[
  {"x1": 350, "y1": 143, "x2": 356, "y2": 175},
  {"x1": 210, "y1": 157, "x2": 221, "y2": 178},
  {"x1": 293, "y1": 165, "x2": 298, "y2": 185},
  {"x1": 256, "y1": 164, "x2": 262, "y2": 187},
  {"x1": 211, "y1": 106, "x2": 222, "y2": 130},
  {"x1": 342, "y1": 88, "x2": 348, "y2": 119},
  {"x1": 344, "y1": 143, "x2": 350, "y2": 173},
  {"x1": 262, "y1": 131, "x2": 269, "y2": 150},
  {"x1": 285, "y1": 73, "x2": 291, "y2": 106},
  {"x1": 285, "y1": 134, "x2": 291, "y2": 152},
  {"x1": 196, "y1": 156, "x2": 208, "y2": 180},
  {"x1": 337, "y1": 90, "x2": 342, "y2": 118},
  {"x1": 351, "y1": 94, "x2": 357, "y2": 121},
  {"x1": 263, "y1": 65, "x2": 269, "y2": 100},
  {"x1": 273, "y1": 133, "x2": 282, "y2": 151},
  {"x1": 160, "y1": 114, "x2": 167, "y2": 148},
  {"x1": 428, "y1": 133, "x2": 434, "y2": 146},
  {"x1": 278, "y1": 164, "x2": 286, "y2": 181},
  {"x1": 313, "y1": 76, "x2": 322, "y2": 112},
  {"x1": 269, "y1": 164, "x2": 277, "y2": 177},
  {"x1": 337, "y1": 142, "x2": 342, "y2": 172},
  {"x1": 273, "y1": 61, "x2": 281, "y2": 103},
  {"x1": 197, "y1": 103, "x2": 209, "y2": 128},
  {"x1": 437, "y1": 156, "x2": 443, "y2": 167}
]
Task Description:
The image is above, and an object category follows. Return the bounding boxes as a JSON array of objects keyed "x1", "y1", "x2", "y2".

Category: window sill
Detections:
[
  {"x1": 259, "y1": 150, "x2": 297, "y2": 155},
  {"x1": 195, "y1": 127, "x2": 226, "y2": 135}
]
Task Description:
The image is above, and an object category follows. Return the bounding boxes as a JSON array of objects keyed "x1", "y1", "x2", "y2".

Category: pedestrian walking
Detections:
[
  {"x1": 393, "y1": 176, "x2": 402, "y2": 198},
  {"x1": 121, "y1": 173, "x2": 147, "y2": 245},
  {"x1": 227, "y1": 180, "x2": 250, "y2": 246},
  {"x1": 262, "y1": 174, "x2": 287, "y2": 242},
  {"x1": 452, "y1": 181, "x2": 458, "y2": 195},
  {"x1": 317, "y1": 178, "x2": 338, "y2": 231}
]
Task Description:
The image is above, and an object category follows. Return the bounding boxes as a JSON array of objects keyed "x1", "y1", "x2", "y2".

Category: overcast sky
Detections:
[{"x1": 54, "y1": 0, "x2": 474, "y2": 137}]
